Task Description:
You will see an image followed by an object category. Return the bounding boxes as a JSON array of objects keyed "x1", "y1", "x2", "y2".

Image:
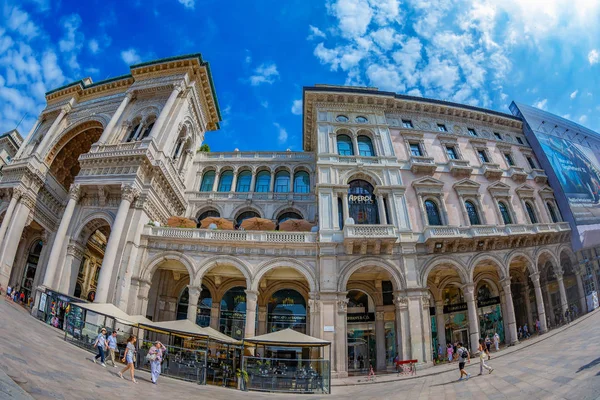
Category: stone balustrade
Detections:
[
  {"x1": 343, "y1": 224, "x2": 397, "y2": 238},
  {"x1": 144, "y1": 226, "x2": 317, "y2": 243},
  {"x1": 195, "y1": 151, "x2": 314, "y2": 161},
  {"x1": 423, "y1": 222, "x2": 570, "y2": 242}
]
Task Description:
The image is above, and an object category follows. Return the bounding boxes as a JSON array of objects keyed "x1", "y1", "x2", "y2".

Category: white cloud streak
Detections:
[
  {"x1": 121, "y1": 48, "x2": 142, "y2": 65},
  {"x1": 249, "y1": 63, "x2": 279, "y2": 86}
]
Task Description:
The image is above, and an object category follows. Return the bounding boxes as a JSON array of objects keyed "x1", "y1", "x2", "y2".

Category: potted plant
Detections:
[{"x1": 236, "y1": 368, "x2": 249, "y2": 391}]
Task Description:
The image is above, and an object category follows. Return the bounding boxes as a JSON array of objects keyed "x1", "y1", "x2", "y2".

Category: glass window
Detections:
[
  {"x1": 425, "y1": 200, "x2": 443, "y2": 226},
  {"x1": 547, "y1": 202, "x2": 559, "y2": 223},
  {"x1": 220, "y1": 287, "x2": 247, "y2": 339},
  {"x1": 356, "y1": 116, "x2": 368, "y2": 123},
  {"x1": 402, "y1": 119, "x2": 413, "y2": 129},
  {"x1": 477, "y1": 150, "x2": 489, "y2": 164},
  {"x1": 199, "y1": 170, "x2": 216, "y2": 192},
  {"x1": 236, "y1": 211, "x2": 260, "y2": 226},
  {"x1": 437, "y1": 124, "x2": 448, "y2": 132},
  {"x1": 236, "y1": 170, "x2": 252, "y2": 192},
  {"x1": 336, "y1": 115, "x2": 349, "y2": 122},
  {"x1": 468, "y1": 128, "x2": 477, "y2": 136},
  {"x1": 217, "y1": 170, "x2": 233, "y2": 192},
  {"x1": 140, "y1": 122, "x2": 154, "y2": 140},
  {"x1": 446, "y1": 146, "x2": 458, "y2": 160},
  {"x1": 21, "y1": 240, "x2": 43, "y2": 299},
  {"x1": 348, "y1": 180, "x2": 379, "y2": 224},
  {"x1": 277, "y1": 212, "x2": 302, "y2": 224},
  {"x1": 498, "y1": 202, "x2": 512, "y2": 225},
  {"x1": 338, "y1": 197, "x2": 344, "y2": 229},
  {"x1": 516, "y1": 137, "x2": 524, "y2": 145},
  {"x1": 274, "y1": 171, "x2": 290, "y2": 192},
  {"x1": 337, "y1": 134, "x2": 354, "y2": 156},
  {"x1": 177, "y1": 286, "x2": 212, "y2": 327},
  {"x1": 465, "y1": 200, "x2": 481, "y2": 225},
  {"x1": 525, "y1": 202, "x2": 538, "y2": 224},
  {"x1": 409, "y1": 142, "x2": 422, "y2": 157},
  {"x1": 357, "y1": 136, "x2": 375, "y2": 156},
  {"x1": 198, "y1": 209, "x2": 220, "y2": 222},
  {"x1": 526, "y1": 156, "x2": 536, "y2": 169},
  {"x1": 293, "y1": 171, "x2": 310, "y2": 193},
  {"x1": 267, "y1": 289, "x2": 307, "y2": 334},
  {"x1": 126, "y1": 123, "x2": 140, "y2": 142},
  {"x1": 254, "y1": 171, "x2": 271, "y2": 192},
  {"x1": 504, "y1": 153, "x2": 515, "y2": 166},
  {"x1": 494, "y1": 132, "x2": 502, "y2": 140}
]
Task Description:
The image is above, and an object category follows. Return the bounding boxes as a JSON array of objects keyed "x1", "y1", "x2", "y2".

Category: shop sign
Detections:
[
  {"x1": 39, "y1": 293, "x2": 47, "y2": 313},
  {"x1": 324, "y1": 326, "x2": 335, "y2": 332},
  {"x1": 348, "y1": 194, "x2": 374, "y2": 204},
  {"x1": 220, "y1": 310, "x2": 246, "y2": 320},
  {"x1": 443, "y1": 303, "x2": 468, "y2": 314},
  {"x1": 267, "y1": 314, "x2": 306, "y2": 324},
  {"x1": 347, "y1": 312, "x2": 375, "y2": 323},
  {"x1": 477, "y1": 296, "x2": 500, "y2": 308}
]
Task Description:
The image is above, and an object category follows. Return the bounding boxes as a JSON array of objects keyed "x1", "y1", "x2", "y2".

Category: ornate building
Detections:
[{"x1": 0, "y1": 54, "x2": 596, "y2": 378}]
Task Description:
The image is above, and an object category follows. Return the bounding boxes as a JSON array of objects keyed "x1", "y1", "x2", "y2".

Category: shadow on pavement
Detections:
[{"x1": 576, "y1": 357, "x2": 600, "y2": 373}]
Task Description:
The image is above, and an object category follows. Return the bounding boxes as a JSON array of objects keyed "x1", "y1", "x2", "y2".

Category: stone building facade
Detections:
[{"x1": 0, "y1": 55, "x2": 596, "y2": 379}]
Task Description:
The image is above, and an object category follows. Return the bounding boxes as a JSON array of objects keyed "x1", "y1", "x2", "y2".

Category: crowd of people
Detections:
[{"x1": 3, "y1": 285, "x2": 31, "y2": 306}]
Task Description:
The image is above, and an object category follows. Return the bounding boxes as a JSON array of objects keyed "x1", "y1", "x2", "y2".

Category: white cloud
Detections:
[
  {"x1": 89, "y1": 39, "x2": 99, "y2": 54},
  {"x1": 121, "y1": 48, "x2": 142, "y2": 65},
  {"x1": 178, "y1": 0, "x2": 195, "y2": 9},
  {"x1": 588, "y1": 49, "x2": 599, "y2": 65},
  {"x1": 5, "y1": 6, "x2": 39, "y2": 40},
  {"x1": 291, "y1": 99, "x2": 302, "y2": 115},
  {"x1": 328, "y1": 0, "x2": 373, "y2": 38},
  {"x1": 570, "y1": 90, "x2": 578, "y2": 99},
  {"x1": 579, "y1": 115, "x2": 588, "y2": 124},
  {"x1": 562, "y1": 114, "x2": 571, "y2": 119},
  {"x1": 366, "y1": 63, "x2": 404, "y2": 91},
  {"x1": 307, "y1": 25, "x2": 326, "y2": 40},
  {"x1": 274, "y1": 122, "x2": 288, "y2": 144},
  {"x1": 371, "y1": 28, "x2": 398, "y2": 51},
  {"x1": 249, "y1": 63, "x2": 279, "y2": 86},
  {"x1": 58, "y1": 14, "x2": 84, "y2": 70},
  {"x1": 533, "y1": 99, "x2": 548, "y2": 110},
  {"x1": 261, "y1": 100, "x2": 269, "y2": 108},
  {"x1": 41, "y1": 50, "x2": 65, "y2": 88}
]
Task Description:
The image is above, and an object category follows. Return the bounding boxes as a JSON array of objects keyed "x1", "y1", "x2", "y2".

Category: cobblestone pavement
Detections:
[{"x1": 1, "y1": 297, "x2": 599, "y2": 400}]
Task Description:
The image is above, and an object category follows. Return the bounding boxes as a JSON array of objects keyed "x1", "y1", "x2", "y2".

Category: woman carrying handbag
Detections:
[{"x1": 147, "y1": 341, "x2": 167, "y2": 384}]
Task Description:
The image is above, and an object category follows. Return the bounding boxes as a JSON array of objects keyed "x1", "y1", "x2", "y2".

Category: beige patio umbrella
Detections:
[
  {"x1": 240, "y1": 217, "x2": 276, "y2": 231},
  {"x1": 199, "y1": 217, "x2": 234, "y2": 230},
  {"x1": 279, "y1": 218, "x2": 314, "y2": 232}
]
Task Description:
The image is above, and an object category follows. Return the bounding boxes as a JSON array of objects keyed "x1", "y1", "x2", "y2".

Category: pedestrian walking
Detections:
[
  {"x1": 148, "y1": 340, "x2": 166, "y2": 384},
  {"x1": 93, "y1": 328, "x2": 108, "y2": 367},
  {"x1": 5, "y1": 286, "x2": 11, "y2": 300},
  {"x1": 107, "y1": 330, "x2": 119, "y2": 367},
  {"x1": 477, "y1": 339, "x2": 493, "y2": 375},
  {"x1": 118, "y1": 336, "x2": 138, "y2": 383},
  {"x1": 565, "y1": 309, "x2": 570, "y2": 324},
  {"x1": 493, "y1": 332, "x2": 500, "y2": 351},
  {"x1": 535, "y1": 319, "x2": 541, "y2": 333},
  {"x1": 457, "y1": 342, "x2": 470, "y2": 381},
  {"x1": 447, "y1": 343, "x2": 454, "y2": 362},
  {"x1": 484, "y1": 336, "x2": 492, "y2": 359},
  {"x1": 523, "y1": 324, "x2": 530, "y2": 338}
]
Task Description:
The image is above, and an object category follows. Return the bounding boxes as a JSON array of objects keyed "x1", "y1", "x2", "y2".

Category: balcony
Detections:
[
  {"x1": 531, "y1": 169, "x2": 548, "y2": 184},
  {"x1": 482, "y1": 163, "x2": 503, "y2": 180},
  {"x1": 143, "y1": 226, "x2": 317, "y2": 243},
  {"x1": 508, "y1": 166, "x2": 528, "y2": 183},
  {"x1": 448, "y1": 159, "x2": 473, "y2": 177},
  {"x1": 342, "y1": 224, "x2": 397, "y2": 255},
  {"x1": 409, "y1": 156, "x2": 437, "y2": 175}
]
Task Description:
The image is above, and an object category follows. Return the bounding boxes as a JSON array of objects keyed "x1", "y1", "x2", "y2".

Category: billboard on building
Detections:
[{"x1": 511, "y1": 102, "x2": 600, "y2": 250}]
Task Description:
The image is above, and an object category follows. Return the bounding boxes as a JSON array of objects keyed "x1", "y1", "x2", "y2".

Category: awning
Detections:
[
  {"x1": 74, "y1": 302, "x2": 152, "y2": 326},
  {"x1": 244, "y1": 328, "x2": 330, "y2": 347},
  {"x1": 138, "y1": 319, "x2": 240, "y2": 344}
]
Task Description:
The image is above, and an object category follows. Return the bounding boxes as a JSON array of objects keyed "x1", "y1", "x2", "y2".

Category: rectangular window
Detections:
[
  {"x1": 409, "y1": 143, "x2": 423, "y2": 157},
  {"x1": 446, "y1": 146, "x2": 458, "y2": 160},
  {"x1": 494, "y1": 132, "x2": 503, "y2": 140},
  {"x1": 504, "y1": 153, "x2": 515, "y2": 166},
  {"x1": 526, "y1": 156, "x2": 536, "y2": 169},
  {"x1": 402, "y1": 119, "x2": 414, "y2": 129},
  {"x1": 468, "y1": 128, "x2": 477, "y2": 136},
  {"x1": 437, "y1": 124, "x2": 448, "y2": 132},
  {"x1": 516, "y1": 137, "x2": 524, "y2": 145},
  {"x1": 477, "y1": 150, "x2": 489, "y2": 164}
]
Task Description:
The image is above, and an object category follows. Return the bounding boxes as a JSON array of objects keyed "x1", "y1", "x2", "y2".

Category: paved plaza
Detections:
[{"x1": 1, "y1": 298, "x2": 599, "y2": 400}]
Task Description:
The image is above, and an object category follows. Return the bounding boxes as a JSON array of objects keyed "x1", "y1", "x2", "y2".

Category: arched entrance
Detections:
[
  {"x1": 220, "y1": 286, "x2": 247, "y2": 340},
  {"x1": 559, "y1": 251, "x2": 582, "y2": 313},
  {"x1": 73, "y1": 220, "x2": 111, "y2": 300},
  {"x1": 472, "y1": 259, "x2": 507, "y2": 344},
  {"x1": 146, "y1": 259, "x2": 192, "y2": 323},
  {"x1": 20, "y1": 240, "x2": 44, "y2": 300},
  {"x1": 346, "y1": 289, "x2": 377, "y2": 373},
  {"x1": 267, "y1": 289, "x2": 307, "y2": 333}
]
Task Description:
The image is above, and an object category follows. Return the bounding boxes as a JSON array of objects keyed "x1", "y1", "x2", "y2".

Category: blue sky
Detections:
[{"x1": 1, "y1": 0, "x2": 600, "y2": 152}]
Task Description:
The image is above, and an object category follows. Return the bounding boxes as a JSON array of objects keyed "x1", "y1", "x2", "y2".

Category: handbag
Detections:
[{"x1": 146, "y1": 352, "x2": 157, "y2": 362}]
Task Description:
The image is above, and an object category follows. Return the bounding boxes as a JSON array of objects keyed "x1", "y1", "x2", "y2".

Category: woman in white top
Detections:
[
  {"x1": 118, "y1": 336, "x2": 138, "y2": 383},
  {"x1": 478, "y1": 338, "x2": 493, "y2": 375},
  {"x1": 148, "y1": 341, "x2": 167, "y2": 384}
]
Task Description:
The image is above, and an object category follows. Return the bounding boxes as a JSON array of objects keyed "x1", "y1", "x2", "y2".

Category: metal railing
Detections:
[{"x1": 242, "y1": 357, "x2": 330, "y2": 394}]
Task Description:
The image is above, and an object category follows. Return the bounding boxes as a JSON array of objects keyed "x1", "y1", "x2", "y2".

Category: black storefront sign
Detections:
[
  {"x1": 267, "y1": 314, "x2": 307, "y2": 324},
  {"x1": 443, "y1": 303, "x2": 468, "y2": 314},
  {"x1": 477, "y1": 296, "x2": 500, "y2": 308},
  {"x1": 347, "y1": 312, "x2": 375, "y2": 323},
  {"x1": 220, "y1": 310, "x2": 246, "y2": 320}
]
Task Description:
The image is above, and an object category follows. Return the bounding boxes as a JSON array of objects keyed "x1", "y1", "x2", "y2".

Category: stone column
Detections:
[
  {"x1": 332, "y1": 193, "x2": 340, "y2": 230},
  {"x1": 556, "y1": 273, "x2": 569, "y2": 315},
  {"x1": 95, "y1": 185, "x2": 139, "y2": 303},
  {"x1": 575, "y1": 272, "x2": 588, "y2": 313},
  {"x1": 394, "y1": 293, "x2": 410, "y2": 360},
  {"x1": 463, "y1": 283, "x2": 480, "y2": 353},
  {"x1": 210, "y1": 304, "x2": 220, "y2": 330},
  {"x1": 257, "y1": 306, "x2": 267, "y2": 335},
  {"x1": 249, "y1": 171, "x2": 256, "y2": 193},
  {"x1": 146, "y1": 84, "x2": 183, "y2": 142},
  {"x1": 244, "y1": 290, "x2": 258, "y2": 339},
  {"x1": 98, "y1": 92, "x2": 134, "y2": 144},
  {"x1": 499, "y1": 291, "x2": 510, "y2": 344},
  {"x1": 187, "y1": 285, "x2": 201, "y2": 323},
  {"x1": 61, "y1": 241, "x2": 84, "y2": 295},
  {"x1": 375, "y1": 308, "x2": 386, "y2": 371},
  {"x1": 137, "y1": 281, "x2": 151, "y2": 318},
  {"x1": 542, "y1": 284, "x2": 553, "y2": 326},
  {"x1": 269, "y1": 171, "x2": 275, "y2": 193},
  {"x1": 342, "y1": 194, "x2": 350, "y2": 222},
  {"x1": 435, "y1": 301, "x2": 446, "y2": 351},
  {"x1": 524, "y1": 286, "x2": 534, "y2": 331},
  {"x1": 334, "y1": 296, "x2": 349, "y2": 377},
  {"x1": 0, "y1": 188, "x2": 22, "y2": 249},
  {"x1": 351, "y1": 134, "x2": 360, "y2": 157},
  {"x1": 41, "y1": 184, "x2": 81, "y2": 289},
  {"x1": 36, "y1": 107, "x2": 68, "y2": 156},
  {"x1": 230, "y1": 170, "x2": 238, "y2": 193},
  {"x1": 530, "y1": 273, "x2": 548, "y2": 333},
  {"x1": 308, "y1": 293, "x2": 320, "y2": 338},
  {"x1": 377, "y1": 195, "x2": 387, "y2": 225},
  {"x1": 212, "y1": 171, "x2": 220, "y2": 192},
  {"x1": 0, "y1": 194, "x2": 33, "y2": 290},
  {"x1": 500, "y1": 279, "x2": 519, "y2": 345}
]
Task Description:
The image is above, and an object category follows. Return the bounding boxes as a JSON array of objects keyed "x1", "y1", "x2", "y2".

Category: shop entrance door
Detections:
[
  {"x1": 347, "y1": 325, "x2": 375, "y2": 373},
  {"x1": 452, "y1": 329, "x2": 469, "y2": 349}
]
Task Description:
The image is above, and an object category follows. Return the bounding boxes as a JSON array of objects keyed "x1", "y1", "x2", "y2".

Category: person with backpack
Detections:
[
  {"x1": 477, "y1": 338, "x2": 493, "y2": 375},
  {"x1": 457, "y1": 342, "x2": 470, "y2": 381}
]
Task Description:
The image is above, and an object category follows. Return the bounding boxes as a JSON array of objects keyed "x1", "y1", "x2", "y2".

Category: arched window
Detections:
[
  {"x1": 274, "y1": 171, "x2": 290, "y2": 193},
  {"x1": 547, "y1": 202, "x2": 559, "y2": 223},
  {"x1": 198, "y1": 209, "x2": 220, "y2": 222},
  {"x1": 126, "y1": 123, "x2": 140, "y2": 142},
  {"x1": 336, "y1": 115, "x2": 349, "y2": 122},
  {"x1": 356, "y1": 116, "x2": 368, "y2": 123},
  {"x1": 277, "y1": 211, "x2": 302, "y2": 224},
  {"x1": 177, "y1": 285, "x2": 212, "y2": 327},
  {"x1": 254, "y1": 171, "x2": 271, "y2": 192},
  {"x1": 337, "y1": 134, "x2": 354, "y2": 156},
  {"x1": 220, "y1": 286, "x2": 248, "y2": 339},
  {"x1": 338, "y1": 197, "x2": 344, "y2": 229},
  {"x1": 293, "y1": 171, "x2": 310, "y2": 193},
  {"x1": 236, "y1": 211, "x2": 260, "y2": 226},
  {"x1": 348, "y1": 180, "x2": 379, "y2": 224},
  {"x1": 465, "y1": 200, "x2": 481, "y2": 225},
  {"x1": 498, "y1": 201, "x2": 512, "y2": 225},
  {"x1": 525, "y1": 202, "x2": 538, "y2": 224},
  {"x1": 21, "y1": 240, "x2": 43, "y2": 299},
  {"x1": 139, "y1": 121, "x2": 154, "y2": 140},
  {"x1": 217, "y1": 170, "x2": 233, "y2": 192},
  {"x1": 199, "y1": 170, "x2": 216, "y2": 192},
  {"x1": 236, "y1": 170, "x2": 252, "y2": 192},
  {"x1": 424, "y1": 200, "x2": 443, "y2": 226},
  {"x1": 268, "y1": 289, "x2": 307, "y2": 333},
  {"x1": 357, "y1": 135, "x2": 375, "y2": 156}
]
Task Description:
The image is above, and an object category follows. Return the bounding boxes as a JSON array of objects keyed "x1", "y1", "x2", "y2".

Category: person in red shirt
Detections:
[{"x1": 19, "y1": 292, "x2": 25, "y2": 304}]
